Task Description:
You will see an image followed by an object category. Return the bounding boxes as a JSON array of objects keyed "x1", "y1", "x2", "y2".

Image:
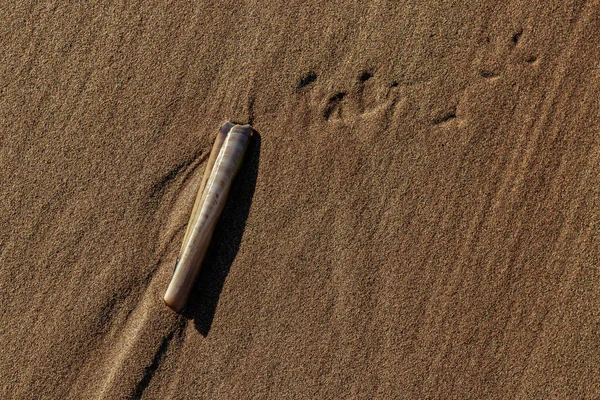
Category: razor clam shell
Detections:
[
  {"x1": 164, "y1": 124, "x2": 253, "y2": 312},
  {"x1": 179, "y1": 121, "x2": 234, "y2": 256}
]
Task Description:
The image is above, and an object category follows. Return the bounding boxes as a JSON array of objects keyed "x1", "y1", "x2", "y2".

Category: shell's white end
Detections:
[
  {"x1": 163, "y1": 290, "x2": 186, "y2": 313},
  {"x1": 164, "y1": 259, "x2": 188, "y2": 313}
]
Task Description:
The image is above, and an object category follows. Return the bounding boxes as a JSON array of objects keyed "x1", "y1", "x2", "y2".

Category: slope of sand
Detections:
[{"x1": 2, "y1": 1, "x2": 600, "y2": 398}]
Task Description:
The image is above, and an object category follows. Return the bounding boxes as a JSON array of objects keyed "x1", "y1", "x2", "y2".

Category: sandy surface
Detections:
[{"x1": 2, "y1": 1, "x2": 600, "y2": 398}]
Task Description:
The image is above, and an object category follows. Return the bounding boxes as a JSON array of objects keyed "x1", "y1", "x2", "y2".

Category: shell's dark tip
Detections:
[
  {"x1": 231, "y1": 124, "x2": 254, "y2": 138},
  {"x1": 220, "y1": 121, "x2": 235, "y2": 134}
]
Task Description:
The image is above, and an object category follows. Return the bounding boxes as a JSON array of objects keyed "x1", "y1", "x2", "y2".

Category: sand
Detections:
[{"x1": 1, "y1": 1, "x2": 600, "y2": 398}]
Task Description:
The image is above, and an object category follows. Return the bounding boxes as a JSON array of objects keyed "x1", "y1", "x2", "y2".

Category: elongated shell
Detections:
[
  {"x1": 179, "y1": 121, "x2": 233, "y2": 256},
  {"x1": 164, "y1": 124, "x2": 253, "y2": 312}
]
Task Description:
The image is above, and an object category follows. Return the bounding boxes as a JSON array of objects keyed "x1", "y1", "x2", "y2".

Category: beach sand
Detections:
[{"x1": 2, "y1": 1, "x2": 600, "y2": 398}]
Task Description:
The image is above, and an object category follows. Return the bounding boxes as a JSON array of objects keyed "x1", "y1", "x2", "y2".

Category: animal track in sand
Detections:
[
  {"x1": 323, "y1": 91, "x2": 347, "y2": 120},
  {"x1": 431, "y1": 108, "x2": 458, "y2": 126},
  {"x1": 511, "y1": 28, "x2": 523, "y2": 45},
  {"x1": 297, "y1": 71, "x2": 318, "y2": 92},
  {"x1": 320, "y1": 70, "x2": 401, "y2": 124},
  {"x1": 478, "y1": 28, "x2": 539, "y2": 80},
  {"x1": 480, "y1": 69, "x2": 500, "y2": 79},
  {"x1": 524, "y1": 55, "x2": 538, "y2": 64},
  {"x1": 511, "y1": 27, "x2": 540, "y2": 66}
]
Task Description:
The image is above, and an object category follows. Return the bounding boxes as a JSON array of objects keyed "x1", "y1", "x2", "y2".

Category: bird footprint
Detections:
[{"x1": 321, "y1": 70, "x2": 400, "y2": 126}]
